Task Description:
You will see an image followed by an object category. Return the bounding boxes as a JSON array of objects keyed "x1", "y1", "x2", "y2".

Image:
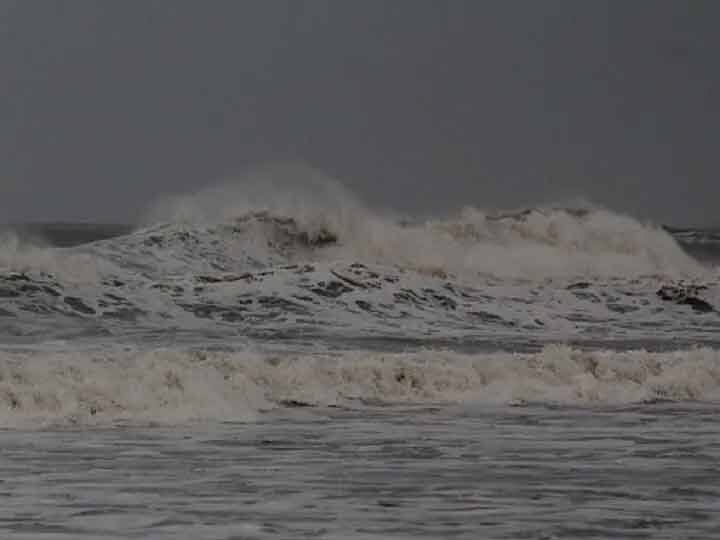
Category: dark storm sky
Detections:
[{"x1": 1, "y1": 1, "x2": 718, "y2": 225}]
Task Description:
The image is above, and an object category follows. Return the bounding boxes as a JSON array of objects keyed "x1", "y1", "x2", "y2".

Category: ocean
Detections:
[{"x1": 2, "y1": 197, "x2": 720, "y2": 539}]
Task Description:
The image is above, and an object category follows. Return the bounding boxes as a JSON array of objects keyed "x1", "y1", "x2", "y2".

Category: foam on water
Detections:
[
  {"x1": 0, "y1": 230, "x2": 114, "y2": 284},
  {"x1": 2, "y1": 345, "x2": 719, "y2": 428},
  {"x1": 141, "y1": 167, "x2": 704, "y2": 280},
  {"x1": 0, "y1": 347, "x2": 268, "y2": 428},
  {"x1": 1, "y1": 169, "x2": 718, "y2": 344},
  {"x1": 2, "y1": 168, "x2": 720, "y2": 431}
]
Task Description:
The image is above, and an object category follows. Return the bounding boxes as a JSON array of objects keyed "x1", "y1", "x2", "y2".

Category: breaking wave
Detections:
[
  {"x1": 1, "y1": 167, "x2": 718, "y2": 344},
  {"x1": 2, "y1": 168, "x2": 719, "y2": 429},
  {"x1": 1, "y1": 345, "x2": 719, "y2": 428},
  {"x1": 141, "y1": 167, "x2": 703, "y2": 280}
]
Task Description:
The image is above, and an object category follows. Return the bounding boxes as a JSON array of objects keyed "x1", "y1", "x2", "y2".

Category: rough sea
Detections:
[{"x1": 2, "y1": 186, "x2": 720, "y2": 539}]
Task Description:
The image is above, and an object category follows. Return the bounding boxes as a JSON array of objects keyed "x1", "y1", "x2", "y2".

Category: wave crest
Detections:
[
  {"x1": 139, "y1": 168, "x2": 703, "y2": 279},
  {"x1": 2, "y1": 345, "x2": 719, "y2": 428}
]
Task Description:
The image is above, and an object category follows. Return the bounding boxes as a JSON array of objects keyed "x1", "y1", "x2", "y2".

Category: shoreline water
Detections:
[{"x1": 2, "y1": 209, "x2": 720, "y2": 538}]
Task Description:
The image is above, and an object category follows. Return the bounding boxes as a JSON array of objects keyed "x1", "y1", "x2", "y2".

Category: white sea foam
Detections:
[
  {"x1": 0, "y1": 347, "x2": 268, "y2": 428},
  {"x1": 0, "y1": 231, "x2": 112, "y2": 284},
  {"x1": 138, "y1": 165, "x2": 704, "y2": 280},
  {"x1": 1, "y1": 167, "x2": 707, "y2": 286},
  {"x1": 1, "y1": 167, "x2": 715, "y2": 347},
  {"x1": 2, "y1": 345, "x2": 719, "y2": 428}
]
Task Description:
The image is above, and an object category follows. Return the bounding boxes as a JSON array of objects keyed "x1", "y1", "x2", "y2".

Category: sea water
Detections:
[{"x1": 2, "y1": 183, "x2": 720, "y2": 538}]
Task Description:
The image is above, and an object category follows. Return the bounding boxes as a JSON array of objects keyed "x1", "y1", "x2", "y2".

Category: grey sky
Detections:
[{"x1": 1, "y1": 1, "x2": 718, "y2": 225}]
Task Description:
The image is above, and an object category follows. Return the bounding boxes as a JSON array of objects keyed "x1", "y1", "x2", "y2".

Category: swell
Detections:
[{"x1": 1, "y1": 345, "x2": 719, "y2": 428}]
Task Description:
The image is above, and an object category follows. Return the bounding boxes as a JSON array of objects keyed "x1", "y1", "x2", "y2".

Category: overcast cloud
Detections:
[{"x1": 1, "y1": 0, "x2": 718, "y2": 225}]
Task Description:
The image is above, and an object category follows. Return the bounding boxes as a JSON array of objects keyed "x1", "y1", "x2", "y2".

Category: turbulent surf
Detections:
[{"x1": 1, "y1": 178, "x2": 719, "y2": 427}]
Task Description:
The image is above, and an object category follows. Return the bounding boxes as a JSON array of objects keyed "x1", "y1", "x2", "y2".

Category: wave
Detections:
[
  {"x1": 142, "y1": 186, "x2": 702, "y2": 280},
  {"x1": 2, "y1": 246, "x2": 719, "y2": 343},
  {"x1": 1, "y1": 168, "x2": 717, "y2": 343},
  {"x1": 2, "y1": 345, "x2": 719, "y2": 428},
  {"x1": 3, "y1": 165, "x2": 706, "y2": 281},
  {"x1": 136, "y1": 165, "x2": 703, "y2": 279}
]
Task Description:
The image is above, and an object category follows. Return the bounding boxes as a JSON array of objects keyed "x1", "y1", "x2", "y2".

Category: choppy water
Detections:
[
  {"x1": 2, "y1": 184, "x2": 720, "y2": 538},
  {"x1": 2, "y1": 404, "x2": 720, "y2": 539}
]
